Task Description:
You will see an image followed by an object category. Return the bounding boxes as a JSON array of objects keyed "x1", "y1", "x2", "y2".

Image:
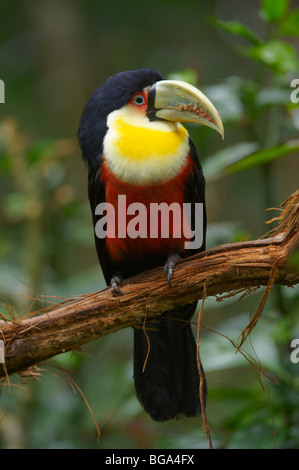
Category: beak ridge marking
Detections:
[{"x1": 169, "y1": 103, "x2": 217, "y2": 126}]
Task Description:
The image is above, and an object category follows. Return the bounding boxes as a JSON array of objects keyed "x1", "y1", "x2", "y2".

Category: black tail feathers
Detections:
[{"x1": 133, "y1": 303, "x2": 207, "y2": 422}]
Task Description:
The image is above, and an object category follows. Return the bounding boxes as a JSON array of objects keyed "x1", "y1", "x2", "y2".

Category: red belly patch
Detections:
[{"x1": 100, "y1": 159, "x2": 194, "y2": 265}]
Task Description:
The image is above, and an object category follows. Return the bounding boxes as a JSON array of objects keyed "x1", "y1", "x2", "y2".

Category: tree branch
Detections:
[{"x1": 0, "y1": 190, "x2": 298, "y2": 379}]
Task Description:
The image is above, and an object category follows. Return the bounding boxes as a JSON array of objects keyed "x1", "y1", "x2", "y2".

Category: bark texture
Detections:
[{"x1": 0, "y1": 190, "x2": 298, "y2": 379}]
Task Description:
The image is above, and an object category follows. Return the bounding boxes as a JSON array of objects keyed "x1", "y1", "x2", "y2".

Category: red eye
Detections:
[{"x1": 130, "y1": 91, "x2": 148, "y2": 109}]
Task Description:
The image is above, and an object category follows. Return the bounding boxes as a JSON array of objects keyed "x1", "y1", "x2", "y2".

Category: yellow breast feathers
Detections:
[{"x1": 103, "y1": 105, "x2": 190, "y2": 185}]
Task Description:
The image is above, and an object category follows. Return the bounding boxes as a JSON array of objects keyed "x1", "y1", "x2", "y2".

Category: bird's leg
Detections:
[
  {"x1": 163, "y1": 254, "x2": 182, "y2": 287},
  {"x1": 110, "y1": 273, "x2": 124, "y2": 296}
]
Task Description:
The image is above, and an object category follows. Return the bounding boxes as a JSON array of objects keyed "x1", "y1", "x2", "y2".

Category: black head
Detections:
[{"x1": 78, "y1": 68, "x2": 164, "y2": 167}]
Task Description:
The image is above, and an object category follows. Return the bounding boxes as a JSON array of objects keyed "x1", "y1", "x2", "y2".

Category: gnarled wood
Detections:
[{"x1": 0, "y1": 190, "x2": 298, "y2": 379}]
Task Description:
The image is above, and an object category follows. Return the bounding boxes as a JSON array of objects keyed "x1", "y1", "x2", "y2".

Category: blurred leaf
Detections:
[
  {"x1": 255, "y1": 87, "x2": 291, "y2": 107},
  {"x1": 213, "y1": 18, "x2": 262, "y2": 45},
  {"x1": 287, "y1": 251, "x2": 299, "y2": 272},
  {"x1": 43, "y1": 160, "x2": 66, "y2": 190},
  {"x1": 52, "y1": 351, "x2": 84, "y2": 369},
  {"x1": 0, "y1": 238, "x2": 10, "y2": 259},
  {"x1": 247, "y1": 40, "x2": 299, "y2": 73},
  {"x1": 4, "y1": 191, "x2": 27, "y2": 220},
  {"x1": 203, "y1": 142, "x2": 260, "y2": 181},
  {"x1": 0, "y1": 153, "x2": 12, "y2": 173},
  {"x1": 204, "y1": 77, "x2": 244, "y2": 123},
  {"x1": 227, "y1": 139, "x2": 299, "y2": 174},
  {"x1": 271, "y1": 315, "x2": 295, "y2": 344},
  {"x1": 281, "y1": 9, "x2": 299, "y2": 36},
  {"x1": 261, "y1": 0, "x2": 289, "y2": 23},
  {"x1": 167, "y1": 69, "x2": 199, "y2": 86},
  {"x1": 26, "y1": 140, "x2": 53, "y2": 166},
  {"x1": 204, "y1": 139, "x2": 299, "y2": 180},
  {"x1": 227, "y1": 424, "x2": 279, "y2": 449}
]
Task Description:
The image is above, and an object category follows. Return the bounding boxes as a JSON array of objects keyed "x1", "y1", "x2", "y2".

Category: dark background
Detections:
[{"x1": 0, "y1": 0, "x2": 298, "y2": 449}]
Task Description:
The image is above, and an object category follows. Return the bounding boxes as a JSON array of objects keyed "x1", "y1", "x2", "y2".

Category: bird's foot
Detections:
[
  {"x1": 163, "y1": 254, "x2": 182, "y2": 287},
  {"x1": 110, "y1": 274, "x2": 124, "y2": 296}
]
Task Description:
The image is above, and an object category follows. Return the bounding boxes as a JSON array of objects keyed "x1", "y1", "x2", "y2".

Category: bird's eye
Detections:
[{"x1": 133, "y1": 94, "x2": 145, "y2": 106}]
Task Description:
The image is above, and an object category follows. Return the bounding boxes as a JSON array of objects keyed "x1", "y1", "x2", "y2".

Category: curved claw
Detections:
[
  {"x1": 163, "y1": 254, "x2": 181, "y2": 287},
  {"x1": 111, "y1": 275, "x2": 124, "y2": 296}
]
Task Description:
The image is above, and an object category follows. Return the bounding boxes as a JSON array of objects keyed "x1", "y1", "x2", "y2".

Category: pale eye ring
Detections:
[{"x1": 133, "y1": 94, "x2": 145, "y2": 105}]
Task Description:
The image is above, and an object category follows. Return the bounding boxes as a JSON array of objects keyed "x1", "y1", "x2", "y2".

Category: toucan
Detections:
[{"x1": 78, "y1": 68, "x2": 223, "y2": 422}]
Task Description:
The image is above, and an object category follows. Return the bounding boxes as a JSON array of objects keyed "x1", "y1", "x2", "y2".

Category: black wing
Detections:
[
  {"x1": 87, "y1": 138, "x2": 206, "y2": 283},
  {"x1": 184, "y1": 138, "x2": 207, "y2": 256},
  {"x1": 87, "y1": 160, "x2": 116, "y2": 285}
]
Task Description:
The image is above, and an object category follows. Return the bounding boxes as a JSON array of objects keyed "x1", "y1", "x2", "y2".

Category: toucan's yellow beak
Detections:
[{"x1": 147, "y1": 79, "x2": 224, "y2": 139}]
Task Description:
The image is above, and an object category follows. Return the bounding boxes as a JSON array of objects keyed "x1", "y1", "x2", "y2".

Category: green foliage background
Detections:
[{"x1": 0, "y1": 0, "x2": 299, "y2": 449}]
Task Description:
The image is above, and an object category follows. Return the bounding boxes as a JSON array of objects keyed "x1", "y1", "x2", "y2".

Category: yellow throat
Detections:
[{"x1": 103, "y1": 105, "x2": 190, "y2": 185}]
